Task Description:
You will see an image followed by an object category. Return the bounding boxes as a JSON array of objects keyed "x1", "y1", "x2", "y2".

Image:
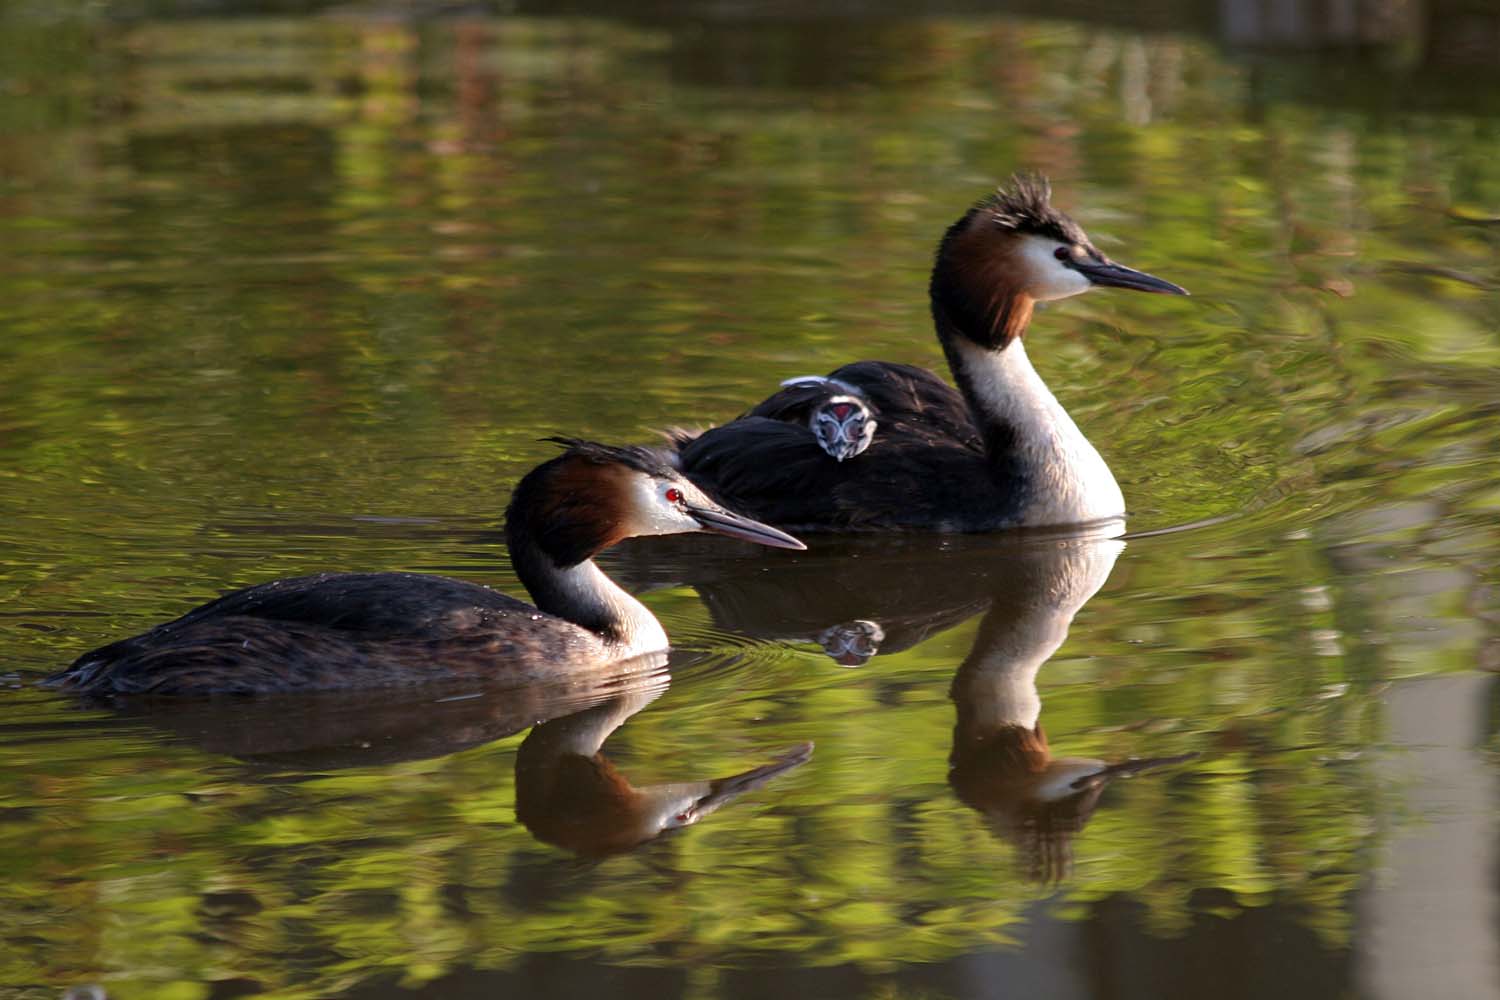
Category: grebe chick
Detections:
[
  {"x1": 670, "y1": 175, "x2": 1189, "y2": 532},
  {"x1": 711, "y1": 375, "x2": 878, "y2": 462},
  {"x1": 46, "y1": 440, "x2": 804, "y2": 696}
]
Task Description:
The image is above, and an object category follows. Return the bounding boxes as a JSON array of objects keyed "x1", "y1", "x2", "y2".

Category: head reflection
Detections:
[
  {"x1": 515, "y1": 687, "x2": 811, "y2": 857},
  {"x1": 945, "y1": 533, "x2": 1191, "y2": 882}
]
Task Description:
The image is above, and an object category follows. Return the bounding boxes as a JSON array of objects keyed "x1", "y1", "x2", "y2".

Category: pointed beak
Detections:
[
  {"x1": 1072, "y1": 257, "x2": 1189, "y2": 296},
  {"x1": 686, "y1": 503, "x2": 806, "y2": 550},
  {"x1": 824, "y1": 435, "x2": 861, "y2": 463},
  {"x1": 695, "y1": 742, "x2": 815, "y2": 815}
]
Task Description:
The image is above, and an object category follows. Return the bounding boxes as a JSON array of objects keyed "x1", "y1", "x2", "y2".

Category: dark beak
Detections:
[
  {"x1": 1073, "y1": 257, "x2": 1189, "y2": 296},
  {"x1": 695, "y1": 742, "x2": 815, "y2": 815},
  {"x1": 686, "y1": 504, "x2": 806, "y2": 550},
  {"x1": 1071, "y1": 751, "x2": 1200, "y2": 790}
]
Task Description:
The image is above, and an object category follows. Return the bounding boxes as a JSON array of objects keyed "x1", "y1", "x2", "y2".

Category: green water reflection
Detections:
[{"x1": 2, "y1": 4, "x2": 1499, "y2": 999}]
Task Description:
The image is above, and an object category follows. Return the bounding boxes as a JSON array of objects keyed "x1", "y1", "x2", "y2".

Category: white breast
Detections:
[{"x1": 952, "y1": 337, "x2": 1124, "y2": 526}]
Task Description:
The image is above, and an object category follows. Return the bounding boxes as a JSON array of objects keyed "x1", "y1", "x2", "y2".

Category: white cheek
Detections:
[
  {"x1": 626, "y1": 478, "x2": 699, "y2": 536},
  {"x1": 1018, "y1": 236, "x2": 1093, "y2": 302}
]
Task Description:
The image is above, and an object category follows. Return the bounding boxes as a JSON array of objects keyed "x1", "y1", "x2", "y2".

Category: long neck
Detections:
[
  {"x1": 933, "y1": 290, "x2": 1124, "y2": 526},
  {"x1": 949, "y1": 585, "x2": 1074, "y2": 738},
  {"x1": 508, "y1": 536, "x2": 669, "y2": 657},
  {"x1": 950, "y1": 537, "x2": 1123, "y2": 740}
]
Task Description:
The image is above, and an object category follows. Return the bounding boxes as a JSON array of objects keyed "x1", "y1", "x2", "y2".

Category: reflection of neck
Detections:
[
  {"x1": 514, "y1": 680, "x2": 809, "y2": 858},
  {"x1": 519, "y1": 685, "x2": 666, "y2": 769},
  {"x1": 509, "y1": 538, "x2": 668, "y2": 656},
  {"x1": 935, "y1": 304, "x2": 1125, "y2": 527},
  {"x1": 950, "y1": 538, "x2": 1123, "y2": 740},
  {"x1": 513, "y1": 686, "x2": 670, "y2": 856}
]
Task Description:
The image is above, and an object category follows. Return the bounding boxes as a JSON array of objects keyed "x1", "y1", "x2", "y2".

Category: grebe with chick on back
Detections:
[
  {"x1": 46, "y1": 439, "x2": 804, "y2": 696},
  {"x1": 668, "y1": 175, "x2": 1190, "y2": 532}
]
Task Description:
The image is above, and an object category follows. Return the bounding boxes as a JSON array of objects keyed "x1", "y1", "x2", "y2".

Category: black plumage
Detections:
[
  {"x1": 51, "y1": 573, "x2": 589, "y2": 695},
  {"x1": 675, "y1": 360, "x2": 1019, "y2": 531}
]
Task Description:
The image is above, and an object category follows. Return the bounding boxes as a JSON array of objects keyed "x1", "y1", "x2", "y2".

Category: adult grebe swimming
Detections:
[
  {"x1": 669, "y1": 175, "x2": 1189, "y2": 531},
  {"x1": 46, "y1": 440, "x2": 804, "y2": 696}
]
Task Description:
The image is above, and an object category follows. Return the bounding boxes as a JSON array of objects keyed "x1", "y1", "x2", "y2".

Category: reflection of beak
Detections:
[
  {"x1": 688, "y1": 742, "x2": 815, "y2": 820},
  {"x1": 1066, "y1": 751, "x2": 1199, "y2": 791},
  {"x1": 1072, "y1": 257, "x2": 1189, "y2": 296},
  {"x1": 686, "y1": 504, "x2": 806, "y2": 550}
]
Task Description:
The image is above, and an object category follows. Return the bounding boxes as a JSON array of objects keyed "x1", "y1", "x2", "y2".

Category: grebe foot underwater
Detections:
[
  {"x1": 46, "y1": 439, "x2": 804, "y2": 697},
  {"x1": 668, "y1": 174, "x2": 1189, "y2": 532}
]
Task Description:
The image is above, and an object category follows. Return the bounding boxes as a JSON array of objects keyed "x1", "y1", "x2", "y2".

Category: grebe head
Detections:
[
  {"x1": 934, "y1": 174, "x2": 1188, "y2": 349},
  {"x1": 507, "y1": 439, "x2": 805, "y2": 568},
  {"x1": 810, "y1": 395, "x2": 876, "y2": 462}
]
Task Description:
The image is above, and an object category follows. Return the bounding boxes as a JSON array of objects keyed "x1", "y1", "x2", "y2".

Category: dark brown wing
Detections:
[
  {"x1": 46, "y1": 573, "x2": 595, "y2": 695},
  {"x1": 676, "y1": 417, "x2": 851, "y2": 526},
  {"x1": 674, "y1": 360, "x2": 1015, "y2": 530},
  {"x1": 821, "y1": 427, "x2": 1017, "y2": 530},
  {"x1": 156, "y1": 572, "x2": 533, "y2": 636},
  {"x1": 679, "y1": 413, "x2": 1018, "y2": 531},
  {"x1": 825, "y1": 361, "x2": 980, "y2": 447}
]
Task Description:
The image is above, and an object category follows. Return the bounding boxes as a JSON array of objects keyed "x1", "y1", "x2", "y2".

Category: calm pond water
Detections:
[{"x1": 3, "y1": 3, "x2": 1500, "y2": 999}]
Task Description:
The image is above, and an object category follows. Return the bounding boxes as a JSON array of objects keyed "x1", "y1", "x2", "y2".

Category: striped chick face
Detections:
[{"x1": 810, "y1": 394, "x2": 877, "y2": 462}]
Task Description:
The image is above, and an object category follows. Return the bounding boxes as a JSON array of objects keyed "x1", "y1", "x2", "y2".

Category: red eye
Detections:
[
  {"x1": 665, "y1": 488, "x2": 683, "y2": 504},
  {"x1": 1054, "y1": 246, "x2": 1071, "y2": 261}
]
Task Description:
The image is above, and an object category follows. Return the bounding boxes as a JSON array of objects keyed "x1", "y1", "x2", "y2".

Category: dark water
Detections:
[{"x1": 3, "y1": 3, "x2": 1500, "y2": 999}]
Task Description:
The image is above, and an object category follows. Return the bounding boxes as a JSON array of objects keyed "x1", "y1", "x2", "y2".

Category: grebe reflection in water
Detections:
[
  {"x1": 516, "y1": 682, "x2": 813, "y2": 858},
  {"x1": 613, "y1": 527, "x2": 1195, "y2": 880}
]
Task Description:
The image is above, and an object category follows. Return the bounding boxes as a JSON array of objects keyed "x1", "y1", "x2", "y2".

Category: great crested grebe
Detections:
[
  {"x1": 45, "y1": 440, "x2": 804, "y2": 696},
  {"x1": 670, "y1": 175, "x2": 1189, "y2": 531}
]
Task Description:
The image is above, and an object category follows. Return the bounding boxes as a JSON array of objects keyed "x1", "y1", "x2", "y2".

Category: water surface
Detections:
[{"x1": 3, "y1": 4, "x2": 1500, "y2": 999}]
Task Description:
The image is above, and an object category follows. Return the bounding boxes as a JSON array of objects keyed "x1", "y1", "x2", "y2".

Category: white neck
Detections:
[
  {"x1": 546, "y1": 560, "x2": 669, "y2": 658},
  {"x1": 950, "y1": 337, "x2": 1124, "y2": 525},
  {"x1": 534, "y1": 681, "x2": 668, "y2": 759},
  {"x1": 953, "y1": 537, "x2": 1124, "y2": 732}
]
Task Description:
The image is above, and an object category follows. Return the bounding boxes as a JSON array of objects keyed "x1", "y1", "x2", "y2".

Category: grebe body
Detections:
[
  {"x1": 47, "y1": 440, "x2": 803, "y2": 696},
  {"x1": 670, "y1": 176, "x2": 1188, "y2": 532}
]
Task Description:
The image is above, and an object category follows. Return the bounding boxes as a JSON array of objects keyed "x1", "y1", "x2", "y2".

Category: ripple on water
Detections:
[{"x1": 661, "y1": 617, "x2": 811, "y2": 689}]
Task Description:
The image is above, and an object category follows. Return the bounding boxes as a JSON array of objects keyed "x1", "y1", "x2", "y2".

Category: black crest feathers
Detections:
[
  {"x1": 976, "y1": 173, "x2": 1088, "y2": 246},
  {"x1": 540, "y1": 437, "x2": 676, "y2": 479}
]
